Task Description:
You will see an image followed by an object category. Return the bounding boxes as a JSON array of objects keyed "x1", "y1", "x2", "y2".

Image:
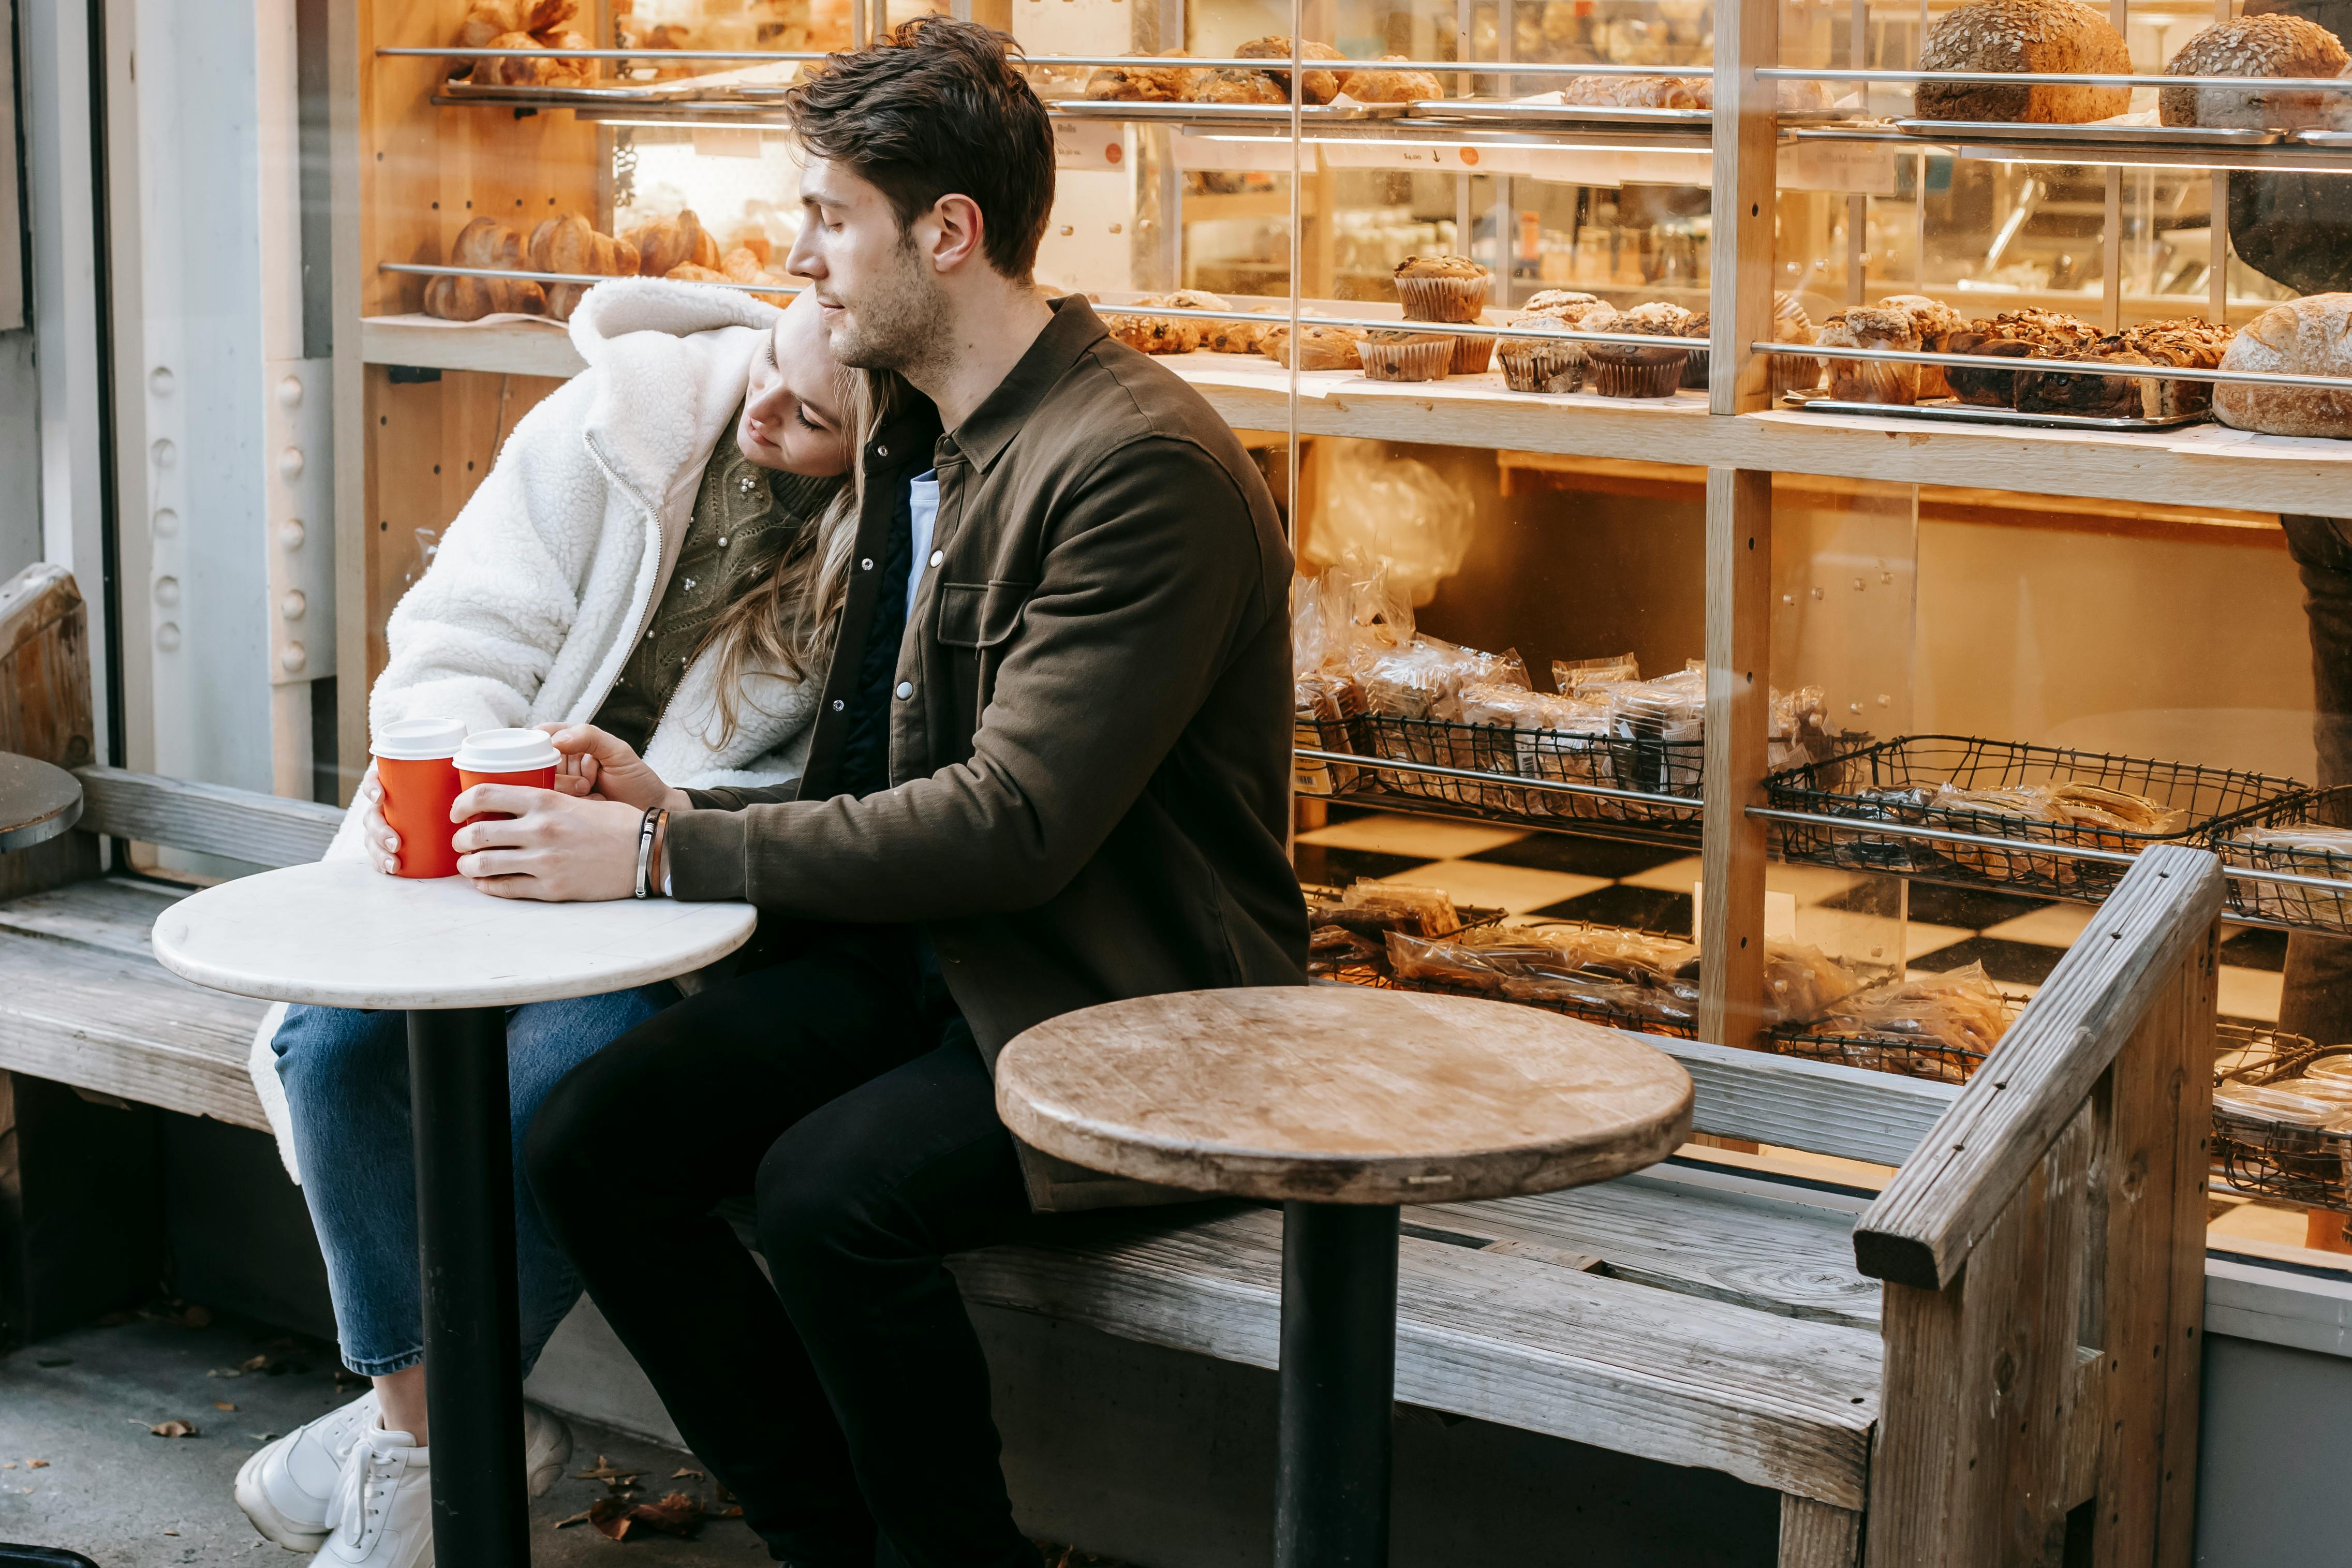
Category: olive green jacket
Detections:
[{"x1": 665, "y1": 297, "x2": 1309, "y2": 1209}]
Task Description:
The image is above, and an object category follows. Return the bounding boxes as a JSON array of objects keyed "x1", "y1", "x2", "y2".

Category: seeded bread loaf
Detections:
[
  {"x1": 2160, "y1": 16, "x2": 2350, "y2": 129},
  {"x1": 1914, "y1": 0, "x2": 2132, "y2": 123},
  {"x1": 2214, "y1": 293, "x2": 2352, "y2": 437}
]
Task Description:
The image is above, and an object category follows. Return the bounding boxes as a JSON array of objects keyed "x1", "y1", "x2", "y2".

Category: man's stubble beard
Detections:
[{"x1": 827, "y1": 234, "x2": 946, "y2": 383}]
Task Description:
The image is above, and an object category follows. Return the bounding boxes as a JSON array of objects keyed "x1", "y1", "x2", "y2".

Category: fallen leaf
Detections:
[
  {"x1": 181, "y1": 1306, "x2": 213, "y2": 1329},
  {"x1": 213, "y1": 1401, "x2": 236, "y2": 1412},
  {"x1": 163, "y1": 1530, "x2": 179, "y2": 1536},
  {"x1": 575, "y1": 1454, "x2": 642, "y2": 1492},
  {"x1": 236, "y1": 1353, "x2": 273, "y2": 1374},
  {"x1": 588, "y1": 1497, "x2": 632, "y2": 1542},
  {"x1": 147, "y1": 1419, "x2": 199, "y2": 1439},
  {"x1": 3, "y1": 1463, "x2": 14, "y2": 1470},
  {"x1": 716, "y1": 1481, "x2": 736, "y2": 1504},
  {"x1": 624, "y1": 1493, "x2": 705, "y2": 1539},
  {"x1": 34, "y1": 1357, "x2": 70, "y2": 1369},
  {"x1": 209, "y1": 1368, "x2": 243, "y2": 1380},
  {"x1": 671, "y1": 1468, "x2": 703, "y2": 1481},
  {"x1": 553, "y1": 1511, "x2": 594, "y2": 1531},
  {"x1": 26, "y1": 1460, "x2": 46, "y2": 1469}
]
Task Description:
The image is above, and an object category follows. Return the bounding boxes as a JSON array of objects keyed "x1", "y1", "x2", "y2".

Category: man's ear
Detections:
[{"x1": 924, "y1": 193, "x2": 987, "y2": 275}]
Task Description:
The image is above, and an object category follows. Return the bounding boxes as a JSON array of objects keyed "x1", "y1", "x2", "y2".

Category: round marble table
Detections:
[
  {"x1": 153, "y1": 861, "x2": 756, "y2": 1568},
  {"x1": 0, "y1": 752, "x2": 82, "y2": 852},
  {"x1": 995, "y1": 984, "x2": 1693, "y2": 1568}
]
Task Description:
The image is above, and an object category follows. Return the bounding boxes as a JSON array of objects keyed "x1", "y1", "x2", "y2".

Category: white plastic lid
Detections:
[
  {"x1": 371, "y1": 717, "x2": 467, "y2": 762},
  {"x1": 454, "y1": 727, "x2": 563, "y2": 775}
]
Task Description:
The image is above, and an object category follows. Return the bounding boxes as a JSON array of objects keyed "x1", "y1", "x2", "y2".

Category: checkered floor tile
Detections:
[{"x1": 1295, "y1": 805, "x2": 2292, "y2": 1030}]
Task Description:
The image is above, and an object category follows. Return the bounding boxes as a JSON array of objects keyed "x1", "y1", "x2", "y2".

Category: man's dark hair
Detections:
[{"x1": 785, "y1": 18, "x2": 1056, "y2": 282}]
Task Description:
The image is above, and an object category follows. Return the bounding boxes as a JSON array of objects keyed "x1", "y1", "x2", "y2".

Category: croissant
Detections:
[
  {"x1": 625, "y1": 209, "x2": 723, "y2": 277},
  {"x1": 665, "y1": 262, "x2": 731, "y2": 283},
  {"x1": 422, "y1": 217, "x2": 549, "y2": 320},
  {"x1": 527, "y1": 213, "x2": 639, "y2": 320}
]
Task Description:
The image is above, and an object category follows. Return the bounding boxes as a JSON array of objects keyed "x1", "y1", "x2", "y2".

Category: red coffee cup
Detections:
[
  {"x1": 454, "y1": 728, "x2": 563, "y2": 826},
  {"x1": 371, "y1": 717, "x2": 467, "y2": 879}
]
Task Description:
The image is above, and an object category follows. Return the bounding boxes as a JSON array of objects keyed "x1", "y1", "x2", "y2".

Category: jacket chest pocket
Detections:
[{"x1": 935, "y1": 580, "x2": 1033, "y2": 651}]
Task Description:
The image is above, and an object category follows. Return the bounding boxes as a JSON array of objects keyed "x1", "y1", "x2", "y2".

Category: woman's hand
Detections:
[
  {"x1": 451, "y1": 786, "x2": 647, "y2": 902},
  {"x1": 356, "y1": 765, "x2": 403, "y2": 876},
  {"x1": 540, "y1": 723, "x2": 690, "y2": 813}
]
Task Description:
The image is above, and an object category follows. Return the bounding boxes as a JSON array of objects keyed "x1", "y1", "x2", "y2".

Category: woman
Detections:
[{"x1": 236, "y1": 278, "x2": 898, "y2": 1566}]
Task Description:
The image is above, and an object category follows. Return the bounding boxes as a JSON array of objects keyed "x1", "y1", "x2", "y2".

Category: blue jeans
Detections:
[{"x1": 272, "y1": 986, "x2": 673, "y2": 1375}]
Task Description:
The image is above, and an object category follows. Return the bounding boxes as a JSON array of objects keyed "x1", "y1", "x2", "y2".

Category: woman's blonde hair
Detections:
[{"x1": 698, "y1": 363, "x2": 900, "y2": 745}]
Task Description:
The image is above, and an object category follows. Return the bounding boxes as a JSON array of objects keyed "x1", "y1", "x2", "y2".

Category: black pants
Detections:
[
  {"x1": 525, "y1": 927, "x2": 1043, "y2": 1568},
  {"x1": 2282, "y1": 516, "x2": 2352, "y2": 1049}
]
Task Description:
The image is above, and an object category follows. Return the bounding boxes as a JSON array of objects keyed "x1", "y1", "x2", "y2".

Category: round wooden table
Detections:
[
  {"x1": 152, "y1": 861, "x2": 757, "y2": 1568},
  {"x1": 995, "y1": 984, "x2": 1693, "y2": 1568},
  {"x1": 0, "y1": 752, "x2": 81, "y2": 851}
]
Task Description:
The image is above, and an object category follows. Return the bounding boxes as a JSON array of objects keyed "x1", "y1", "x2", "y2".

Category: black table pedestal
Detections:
[
  {"x1": 408, "y1": 1007, "x2": 529, "y2": 1568},
  {"x1": 1274, "y1": 1202, "x2": 1400, "y2": 1568}
]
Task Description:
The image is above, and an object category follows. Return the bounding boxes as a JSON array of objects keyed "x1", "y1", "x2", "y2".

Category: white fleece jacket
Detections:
[{"x1": 253, "y1": 278, "x2": 824, "y2": 1180}]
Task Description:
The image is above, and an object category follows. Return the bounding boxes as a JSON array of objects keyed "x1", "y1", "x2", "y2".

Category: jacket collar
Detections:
[{"x1": 941, "y1": 295, "x2": 1110, "y2": 472}]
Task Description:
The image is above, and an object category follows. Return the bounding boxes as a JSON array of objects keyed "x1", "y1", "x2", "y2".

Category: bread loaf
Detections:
[
  {"x1": 1914, "y1": 0, "x2": 2131, "y2": 123},
  {"x1": 2161, "y1": 16, "x2": 2349, "y2": 130},
  {"x1": 2214, "y1": 293, "x2": 2352, "y2": 438},
  {"x1": 1232, "y1": 36, "x2": 1345, "y2": 103},
  {"x1": 624, "y1": 209, "x2": 722, "y2": 276},
  {"x1": 423, "y1": 217, "x2": 548, "y2": 320},
  {"x1": 1084, "y1": 52, "x2": 1199, "y2": 102},
  {"x1": 527, "y1": 213, "x2": 640, "y2": 320},
  {"x1": 1341, "y1": 56, "x2": 1444, "y2": 102},
  {"x1": 1877, "y1": 294, "x2": 1968, "y2": 396}
]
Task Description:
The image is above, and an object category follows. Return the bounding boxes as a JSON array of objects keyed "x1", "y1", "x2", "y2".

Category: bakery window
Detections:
[{"x1": 329, "y1": 0, "x2": 2352, "y2": 1269}]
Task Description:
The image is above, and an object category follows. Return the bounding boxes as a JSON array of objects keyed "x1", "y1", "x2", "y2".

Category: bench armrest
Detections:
[
  {"x1": 1852, "y1": 844, "x2": 2222, "y2": 1291},
  {"x1": 76, "y1": 765, "x2": 345, "y2": 868}
]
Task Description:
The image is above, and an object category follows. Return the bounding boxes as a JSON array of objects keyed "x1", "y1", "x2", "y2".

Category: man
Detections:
[{"x1": 498, "y1": 18, "x2": 1307, "y2": 1566}]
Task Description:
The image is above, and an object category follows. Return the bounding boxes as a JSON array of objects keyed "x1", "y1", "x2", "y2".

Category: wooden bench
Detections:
[{"x1": 0, "y1": 563, "x2": 2218, "y2": 1566}]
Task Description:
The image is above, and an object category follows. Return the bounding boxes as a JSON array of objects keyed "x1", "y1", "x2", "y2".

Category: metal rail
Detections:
[{"x1": 1756, "y1": 341, "x2": 2352, "y2": 394}]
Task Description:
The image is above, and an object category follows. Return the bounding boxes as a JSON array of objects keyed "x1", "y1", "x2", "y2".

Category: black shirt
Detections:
[{"x1": 833, "y1": 478, "x2": 915, "y2": 802}]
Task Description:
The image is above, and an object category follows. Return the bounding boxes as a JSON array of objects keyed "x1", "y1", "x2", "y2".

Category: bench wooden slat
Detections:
[
  {"x1": 1417, "y1": 1168, "x2": 1881, "y2": 1329},
  {"x1": 1652, "y1": 1034, "x2": 1957, "y2": 1170},
  {"x1": 955, "y1": 1203, "x2": 1882, "y2": 1510},
  {"x1": 76, "y1": 765, "x2": 344, "y2": 868},
  {"x1": 0, "y1": 879, "x2": 268, "y2": 1129},
  {"x1": 1854, "y1": 844, "x2": 2222, "y2": 1290},
  {"x1": 0, "y1": 876, "x2": 188, "y2": 958}
]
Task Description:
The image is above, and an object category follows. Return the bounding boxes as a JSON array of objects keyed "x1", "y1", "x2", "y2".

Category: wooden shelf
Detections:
[{"x1": 358, "y1": 316, "x2": 2352, "y2": 514}]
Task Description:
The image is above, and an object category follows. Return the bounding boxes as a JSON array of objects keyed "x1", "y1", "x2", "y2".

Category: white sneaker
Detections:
[
  {"x1": 325, "y1": 1429, "x2": 432, "y2": 1568},
  {"x1": 235, "y1": 1395, "x2": 573, "y2": 1552},
  {"x1": 236, "y1": 1392, "x2": 382, "y2": 1551}
]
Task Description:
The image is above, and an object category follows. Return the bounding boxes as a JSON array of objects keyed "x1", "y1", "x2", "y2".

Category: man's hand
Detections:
[
  {"x1": 451, "y1": 785, "x2": 646, "y2": 902},
  {"x1": 540, "y1": 723, "x2": 690, "y2": 813}
]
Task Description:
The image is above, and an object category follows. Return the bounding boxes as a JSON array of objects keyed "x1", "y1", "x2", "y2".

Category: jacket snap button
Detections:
[
  {"x1": 928, "y1": 550, "x2": 944, "y2": 567},
  {"x1": 876, "y1": 445, "x2": 889, "y2": 458},
  {"x1": 860, "y1": 558, "x2": 873, "y2": 571},
  {"x1": 894, "y1": 681, "x2": 914, "y2": 700},
  {"x1": 832, "y1": 699, "x2": 845, "y2": 712}
]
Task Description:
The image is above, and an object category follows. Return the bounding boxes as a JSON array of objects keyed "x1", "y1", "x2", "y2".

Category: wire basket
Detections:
[
  {"x1": 1329, "y1": 959, "x2": 1703, "y2": 1041},
  {"x1": 1300, "y1": 882, "x2": 1507, "y2": 980},
  {"x1": 2209, "y1": 1022, "x2": 2352, "y2": 1212},
  {"x1": 2212, "y1": 785, "x2": 2352, "y2": 936},
  {"x1": 1766, "y1": 1014, "x2": 2005, "y2": 1086},
  {"x1": 1340, "y1": 714, "x2": 1705, "y2": 832},
  {"x1": 1764, "y1": 735, "x2": 2304, "y2": 899}
]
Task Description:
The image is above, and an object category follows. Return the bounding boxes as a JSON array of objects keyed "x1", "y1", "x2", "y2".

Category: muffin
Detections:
[
  {"x1": 1681, "y1": 312, "x2": 1711, "y2": 389},
  {"x1": 1770, "y1": 292, "x2": 1821, "y2": 395},
  {"x1": 1497, "y1": 313, "x2": 1589, "y2": 393},
  {"x1": 1817, "y1": 306, "x2": 1921, "y2": 404},
  {"x1": 1520, "y1": 290, "x2": 1621, "y2": 334},
  {"x1": 1394, "y1": 254, "x2": 1491, "y2": 324},
  {"x1": 1357, "y1": 329, "x2": 1457, "y2": 382},
  {"x1": 1588, "y1": 301, "x2": 1695, "y2": 398},
  {"x1": 1877, "y1": 294, "x2": 1967, "y2": 397}
]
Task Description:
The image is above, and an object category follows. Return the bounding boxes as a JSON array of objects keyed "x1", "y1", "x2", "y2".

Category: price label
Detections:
[{"x1": 1054, "y1": 122, "x2": 1127, "y2": 171}]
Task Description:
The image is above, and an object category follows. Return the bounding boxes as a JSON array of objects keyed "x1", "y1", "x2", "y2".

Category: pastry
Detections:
[
  {"x1": 1262, "y1": 322, "x2": 1365, "y2": 371},
  {"x1": 1084, "y1": 51, "x2": 1199, "y2": 102},
  {"x1": 1817, "y1": 305, "x2": 1920, "y2": 404},
  {"x1": 664, "y1": 262, "x2": 732, "y2": 284},
  {"x1": 1340, "y1": 55, "x2": 1443, "y2": 103},
  {"x1": 1520, "y1": 290, "x2": 1620, "y2": 334},
  {"x1": 624, "y1": 209, "x2": 722, "y2": 276},
  {"x1": 2215, "y1": 294, "x2": 2352, "y2": 437},
  {"x1": 1876, "y1": 294, "x2": 1967, "y2": 396},
  {"x1": 423, "y1": 217, "x2": 548, "y2": 320},
  {"x1": 2015, "y1": 317, "x2": 2229, "y2": 419},
  {"x1": 1393, "y1": 254, "x2": 1491, "y2": 324},
  {"x1": 477, "y1": 29, "x2": 595, "y2": 87},
  {"x1": 1587, "y1": 302, "x2": 1694, "y2": 397},
  {"x1": 1357, "y1": 329, "x2": 1456, "y2": 382},
  {"x1": 1188, "y1": 68, "x2": 1287, "y2": 105},
  {"x1": 1202, "y1": 308, "x2": 1277, "y2": 354},
  {"x1": 1770, "y1": 292, "x2": 1821, "y2": 395},
  {"x1": 526, "y1": 212, "x2": 640, "y2": 320},
  {"x1": 457, "y1": 0, "x2": 577, "y2": 50},
  {"x1": 1232, "y1": 36, "x2": 1347, "y2": 103},
  {"x1": 2162, "y1": 15, "x2": 2349, "y2": 131},
  {"x1": 1681, "y1": 312, "x2": 1710, "y2": 389},
  {"x1": 1497, "y1": 312, "x2": 1588, "y2": 393},
  {"x1": 1944, "y1": 308, "x2": 2099, "y2": 405},
  {"x1": 1105, "y1": 294, "x2": 1204, "y2": 355},
  {"x1": 1913, "y1": 0, "x2": 2132, "y2": 124},
  {"x1": 1552, "y1": 73, "x2": 1706, "y2": 109}
]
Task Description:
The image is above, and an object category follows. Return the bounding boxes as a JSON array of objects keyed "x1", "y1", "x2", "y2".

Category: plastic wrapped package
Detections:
[
  {"x1": 1307, "y1": 879, "x2": 1463, "y2": 940},
  {"x1": 1553, "y1": 652, "x2": 1641, "y2": 694},
  {"x1": 1299, "y1": 442, "x2": 1476, "y2": 608},
  {"x1": 1788, "y1": 962, "x2": 2015, "y2": 1082},
  {"x1": 1386, "y1": 925, "x2": 1704, "y2": 1030}
]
